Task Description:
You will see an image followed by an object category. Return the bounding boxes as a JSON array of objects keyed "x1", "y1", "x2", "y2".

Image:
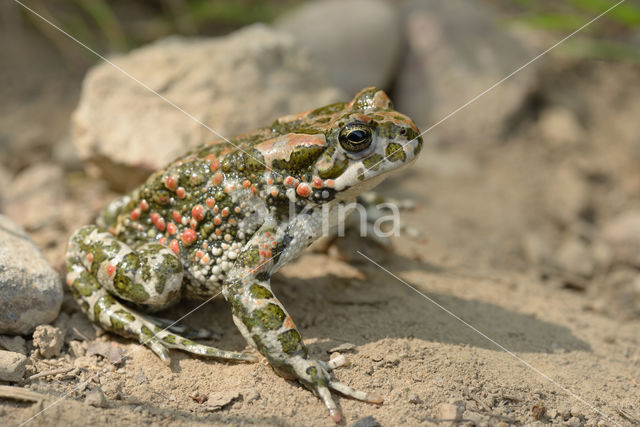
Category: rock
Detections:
[
  {"x1": 538, "y1": 106, "x2": 585, "y2": 148},
  {"x1": 32, "y1": 325, "x2": 64, "y2": 358},
  {"x1": 327, "y1": 342, "x2": 356, "y2": 354},
  {"x1": 570, "y1": 407, "x2": 583, "y2": 419},
  {"x1": 85, "y1": 386, "x2": 107, "y2": 408},
  {"x1": 206, "y1": 390, "x2": 241, "y2": 411},
  {"x1": 544, "y1": 168, "x2": 589, "y2": 226},
  {"x1": 0, "y1": 335, "x2": 27, "y2": 355},
  {"x1": 0, "y1": 214, "x2": 63, "y2": 335},
  {"x1": 2, "y1": 163, "x2": 66, "y2": 231},
  {"x1": 72, "y1": 24, "x2": 343, "y2": 190},
  {"x1": 603, "y1": 211, "x2": 640, "y2": 266},
  {"x1": 438, "y1": 402, "x2": 462, "y2": 420},
  {"x1": 275, "y1": 0, "x2": 401, "y2": 95},
  {"x1": 557, "y1": 237, "x2": 597, "y2": 278},
  {"x1": 394, "y1": 0, "x2": 537, "y2": 143},
  {"x1": 65, "y1": 312, "x2": 97, "y2": 343},
  {"x1": 567, "y1": 416, "x2": 582, "y2": 427},
  {"x1": 0, "y1": 350, "x2": 27, "y2": 382},
  {"x1": 352, "y1": 416, "x2": 382, "y2": 427}
]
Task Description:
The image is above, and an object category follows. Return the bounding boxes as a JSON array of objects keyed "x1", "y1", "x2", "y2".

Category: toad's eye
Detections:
[{"x1": 338, "y1": 124, "x2": 372, "y2": 153}]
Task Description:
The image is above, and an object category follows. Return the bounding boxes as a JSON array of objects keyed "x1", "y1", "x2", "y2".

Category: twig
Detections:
[
  {"x1": 29, "y1": 366, "x2": 74, "y2": 381},
  {"x1": 616, "y1": 407, "x2": 639, "y2": 424},
  {"x1": 463, "y1": 390, "x2": 519, "y2": 424},
  {"x1": 463, "y1": 390, "x2": 492, "y2": 412},
  {"x1": 422, "y1": 418, "x2": 473, "y2": 424},
  {"x1": 0, "y1": 385, "x2": 44, "y2": 403}
]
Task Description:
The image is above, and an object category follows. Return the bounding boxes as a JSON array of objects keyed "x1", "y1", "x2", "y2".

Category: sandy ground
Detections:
[{"x1": 1, "y1": 25, "x2": 640, "y2": 427}]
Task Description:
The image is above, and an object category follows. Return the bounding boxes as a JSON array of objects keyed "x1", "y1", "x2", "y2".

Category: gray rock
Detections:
[
  {"x1": 0, "y1": 335, "x2": 27, "y2": 355},
  {"x1": 351, "y1": 416, "x2": 381, "y2": 427},
  {"x1": 0, "y1": 350, "x2": 27, "y2": 382},
  {"x1": 603, "y1": 211, "x2": 640, "y2": 266},
  {"x1": 65, "y1": 312, "x2": 97, "y2": 343},
  {"x1": 0, "y1": 214, "x2": 63, "y2": 335},
  {"x1": 32, "y1": 325, "x2": 64, "y2": 358},
  {"x1": 394, "y1": 0, "x2": 537, "y2": 143},
  {"x1": 85, "y1": 386, "x2": 107, "y2": 408},
  {"x1": 276, "y1": 0, "x2": 401, "y2": 95},
  {"x1": 72, "y1": 24, "x2": 343, "y2": 190}
]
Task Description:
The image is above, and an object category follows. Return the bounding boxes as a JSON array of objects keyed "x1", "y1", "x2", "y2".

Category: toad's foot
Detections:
[{"x1": 290, "y1": 357, "x2": 382, "y2": 423}]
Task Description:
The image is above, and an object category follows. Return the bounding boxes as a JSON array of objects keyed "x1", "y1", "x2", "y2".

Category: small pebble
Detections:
[
  {"x1": 438, "y1": 402, "x2": 461, "y2": 420},
  {"x1": 85, "y1": 386, "x2": 107, "y2": 408},
  {"x1": 567, "y1": 416, "x2": 582, "y2": 427},
  {"x1": 0, "y1": 350, "x2": 27, "y2": 382},
  {"x1": 570, "y1": 407, "x2": 583, "y2": 418},
  {"x1": 352, "y1": 415, "x2": 381, "y2": 427}
]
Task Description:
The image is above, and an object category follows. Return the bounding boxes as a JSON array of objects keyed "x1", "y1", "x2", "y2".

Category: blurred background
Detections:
[
  {"x1": 2, "y1": 0, "x2": 640, "y2": 316},
  {"x1": 1, "y1": 1, "x2": 639, "y2": 424}
]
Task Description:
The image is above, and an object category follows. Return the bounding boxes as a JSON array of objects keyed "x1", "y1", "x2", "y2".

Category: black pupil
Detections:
[{"x1": 348, "y1": 130, "x2": 367, "y2": 143}]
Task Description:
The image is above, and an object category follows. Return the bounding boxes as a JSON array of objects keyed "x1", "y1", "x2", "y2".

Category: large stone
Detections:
[
  {"x1": 72, "y1": 24, "x2": 343, "y2": 190},
  {"x1": 275, "y1": 0, "x2": 402, "y2": 95},
  {"x1": 0, "y1": 214, "x2": 63, "y2": 335},
  {"x1": 394, "y1": 0, "x2": 538, "y2": 144}
]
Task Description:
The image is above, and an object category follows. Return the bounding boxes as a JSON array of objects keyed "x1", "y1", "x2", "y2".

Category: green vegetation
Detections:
[
  {"x1": 19, "y1": 0, "x2": 302, "y2": 61},
  {"x1": 509, "y1": 0, "x2": 640, "y2": 61}
]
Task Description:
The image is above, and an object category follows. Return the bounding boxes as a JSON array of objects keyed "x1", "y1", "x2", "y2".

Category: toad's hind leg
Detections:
[{"x1": 65, "y1": 225, "x2": 256, "y2": 363}]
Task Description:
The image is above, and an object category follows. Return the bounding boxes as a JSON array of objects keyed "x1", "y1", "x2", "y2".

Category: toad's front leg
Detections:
[{"x1": 223, "y1": 222, "x2": 382, "y2": 423}]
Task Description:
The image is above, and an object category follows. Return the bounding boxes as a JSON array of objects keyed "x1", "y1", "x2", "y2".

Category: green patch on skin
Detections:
[
  {"x1": 252, "y1": 334, "x2": 266, "y2": 354},
  {"x1": 114, "y1": 253, "x2": 151, "y2": 303},
  {"x1": 93, "y1": 294, "x2": 116, "y2": 321},
  {"x1": 73, "y1": 271, "x2": 100, "y2": 296},
  {"x1": 140, "y1": 325, "x2": 154, "y2": 339},
  {"x1": 385, "y1": 143, "x2": 406, "y2": 162},
  {"x1": 272, "y1": 145, "x2": 325, "y2": 175},
  {"x1": 253, "y1": 303, "x2": 286, "y2": 330},
  {"x1": 243, "y1": 149, "x2": 266, "y2": 173},
  {"x1": 350, "y1": 88, "x2": 380, "y2": 111},
  {"x1": 163, "y1": 334, "x2": 177, "y2": 344},
  {"x1": 278, "y1": 329, "x2": 306, "y2": 357},
  {"x1": 309, "y1": 102, "x2": 347, "y2": 118},
  {"x1": 249, "y1": 284, "x2": 274, "y2": 299},
  {"x1": 363, "y1": 154, "x2": 383, "y2": 171},
  {"x1": 238, "y1": 246, "x2": 260, "y2": 268},
  {"x1": 180, "y1": 338, "x2": 197, "y2": 347},
  {"x1": 110, "y1": 310, "x2": 134, "y2": 332},
  {"x1": 414, "y1": 136, "x2": 424, "y2": 156},
  {"x1": 317, "y1": 155, "x2": 348, "y2": 179},
  {"x1": 138, "y1": 245, "x2": 182, "y2": 295},
  {"x1": 306, "y1": 365, "x2": 328, "y2": 387},
  {"x1": 115, "y1": 309, "x2": 135, "y2": 322}
]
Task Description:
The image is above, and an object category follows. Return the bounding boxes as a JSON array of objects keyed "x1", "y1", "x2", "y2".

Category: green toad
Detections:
[{"x1": 66, "y1": 87, "x2": 422, "y2": 422}]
